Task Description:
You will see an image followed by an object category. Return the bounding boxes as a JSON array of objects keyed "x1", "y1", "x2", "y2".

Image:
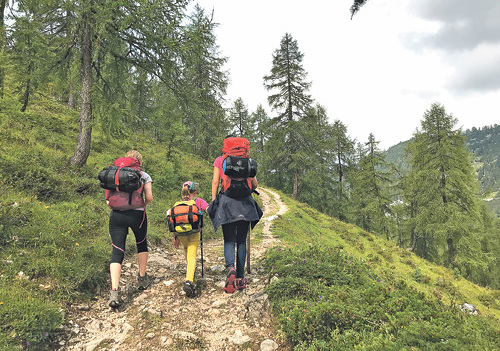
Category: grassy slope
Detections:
[
  {"x1": 1, "y1": 95, "x2": 499, "y2": 348},
  {"x1": 0, "y1": 95, "x2": 215, "y2": 348},
  {"x1": 270, "y1": 191, "x2": 500, "y2": 323}
]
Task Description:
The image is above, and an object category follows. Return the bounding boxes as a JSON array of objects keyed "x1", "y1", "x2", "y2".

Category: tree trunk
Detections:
[
  {"x1": 20, "y1": 39, "x2": 34, "y2": 112},
  {"x1": 69, "y1": 14, "x2": 93, "y2": 167},
  {"x1": 20, "y1": 76, "x2": 31, "y2": 112},
  {"x1": 292, "y1": 171, "x2": 298, "y2": 199},
  {"x1": 447, "y1": 237, "x2": 456, "y2": 267},
  {"x1": 0, "y1": 0, "x2": 6, "y2": 98}
]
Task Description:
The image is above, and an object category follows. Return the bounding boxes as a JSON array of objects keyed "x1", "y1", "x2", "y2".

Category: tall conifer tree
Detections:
[
  {"x1": 227, "y1": 97, "x2": 250, "y2": 137},
  {"x1": 330, "y1": 120, "x2": 356, "y2": 221},
  {"x1": 351, "y1": 133, "x2": 393, "y2": 236},
  {"x1": 263, "y1": 33, "x2": 313, "y2": 198},
  {"x1": 182, "y1": 5, "x2": 228, "y2": 159},
  {"x1": 406, "y1": 103, "x2": 483, "y2": 267}
]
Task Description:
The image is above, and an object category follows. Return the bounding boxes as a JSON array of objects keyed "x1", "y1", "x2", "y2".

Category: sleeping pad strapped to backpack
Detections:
[
  {"x1": 168, "y1": 199, "x2": 203, "y2": 235},
  {"x1": 220, "y1": 137, "x2": 257, "y2": 198},
  {"x1": 98, "y1": 157, "x2": 145, "y2": 211}
]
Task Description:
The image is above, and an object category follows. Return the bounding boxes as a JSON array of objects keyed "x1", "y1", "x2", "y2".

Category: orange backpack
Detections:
[
  {"x1": 167, "y1": 199, "x2": 203, "y2": 235},
  {"x1": 220, "y1": 137, "x2": 256, "y2": 198}
]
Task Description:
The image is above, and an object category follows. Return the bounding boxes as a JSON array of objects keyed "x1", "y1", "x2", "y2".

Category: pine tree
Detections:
[
  {"x1": 405, "y1": 103, "x2": 482, "y2": 267},
  {"x1": 10, "y1": 0, "x2": 192, "y2": 166},
  {"x1": 227, "y1": 98, "x2": 250, "y2": 137},
  {"x1": 330, "y1": 120, "x2": 356, "y2": 220},
  {"x1": 263, "y1": 33, "x2": 313, "y2": 198},
  {"x1": 181, "y1": 5, "x2": 228, "y2": 160},
  {"x1": 0, "y1": 0, "x2": 7, "y2": 97},
  {"x1": 351, "y1": 133, "x2": 393, "y2": 236},
  {"x1": 249, "y1": 104, "x2": 270, "y2": 155}
]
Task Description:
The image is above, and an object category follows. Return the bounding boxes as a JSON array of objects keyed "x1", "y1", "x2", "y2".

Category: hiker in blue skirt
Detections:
[{"x1": 209, "y1": 136, "x2": 262, "y2": 294}]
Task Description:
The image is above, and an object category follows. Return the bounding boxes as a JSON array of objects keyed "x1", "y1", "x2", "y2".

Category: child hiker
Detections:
[{"x1": 169, "y1": 181, "x2": 209, "y2": 297}]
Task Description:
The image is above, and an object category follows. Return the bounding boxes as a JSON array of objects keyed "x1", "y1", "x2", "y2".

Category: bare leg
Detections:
[
  {"x1": 110, "y1": 263, "x2": 122, "y2": 290},
  {"x1": 137, "y1": 252, "x2": 148, "y2": 276}
]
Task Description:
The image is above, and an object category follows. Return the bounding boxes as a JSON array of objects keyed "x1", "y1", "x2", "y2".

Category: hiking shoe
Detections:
[
  {"x1": 183, "y1": 280, "x2": 196, "y2": 298},
  {"x1": 137, "y1": 273, "x2": 151, "y2": 290},
  {"x1": 224, "y1": 266, "x2": 236, "y2": 294},
  {"x1": 108, "y1": 288, "x2": 122, "y2": 309},
  {"x1": 236, "y1": 278, "x2": 248, "y2": 290}
]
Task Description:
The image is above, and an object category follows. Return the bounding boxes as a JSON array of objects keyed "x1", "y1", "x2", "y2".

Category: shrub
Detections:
[{"x1": 264, "y1": 245, "x2": 500, "y2": 350}]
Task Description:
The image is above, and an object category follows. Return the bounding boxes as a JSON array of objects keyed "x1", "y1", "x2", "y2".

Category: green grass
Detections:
[
  {"x1": 264, "y1": 192, "x2": 500, "y2": 350},
  {"x1": 0, "y1": 95, "x2": 216, "y2": 349},
  {"x1": 264, "y1": 245, "x2": 500, "y2": 350},
  {"x1": 1, "y1": 94, "x2": 499, "y2": 350}
]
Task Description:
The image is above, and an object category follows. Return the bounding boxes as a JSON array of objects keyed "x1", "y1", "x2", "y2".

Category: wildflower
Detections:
[
  {"x1": 45, "y1": 206, "x2": 50, "y2": 209},
  {"x1": 377, "y1": 279, "x2": 381, "y2": 282},
  {"x1": 75, "y1": 243, "x2": 79, "y2": 246},
  {"x1": 0, "y1": 302, "x2": 3, "y2": 305}
]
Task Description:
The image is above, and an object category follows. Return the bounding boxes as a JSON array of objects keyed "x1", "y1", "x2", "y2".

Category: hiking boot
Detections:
[
  {"x1": 224, "y1": 266, "x2": 236, "y2": 294},
  {"x1": 183, "y1": 280, "x2": 196, "y2": 298},
  {"x1": 108, "y1": 288, "x2": 122, "y2": 309},
  {"x1": 236, "y1": 277, "x2": 248, "y2": 290},
  {"x1": 137, "y1": 273, "x2": 151, "y2": 290}
]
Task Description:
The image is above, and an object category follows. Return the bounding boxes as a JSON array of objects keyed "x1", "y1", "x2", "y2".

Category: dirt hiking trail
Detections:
[{"x1": 59, "y1": 188, "x2": 290, "y2": 351}]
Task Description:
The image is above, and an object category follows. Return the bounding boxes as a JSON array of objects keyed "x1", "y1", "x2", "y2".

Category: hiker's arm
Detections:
[
  {"x1": 144, "y1": 182, "x2": 153, "y2": 205},
  {"x1": 211, "y1": 167, "x2": 220, "y2": 201},
  {"x1": 251, "y1": 177, "x2": 258, "y2": 190}
]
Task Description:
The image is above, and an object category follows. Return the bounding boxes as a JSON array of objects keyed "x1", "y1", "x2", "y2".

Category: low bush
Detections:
[{"x1": 264, "y1": 245, "x2": 500, "y2": 350}]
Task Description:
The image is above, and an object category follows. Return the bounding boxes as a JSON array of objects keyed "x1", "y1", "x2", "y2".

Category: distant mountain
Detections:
[{"x1": 385, "y1": 125, "x2": 500, "y2": 216}]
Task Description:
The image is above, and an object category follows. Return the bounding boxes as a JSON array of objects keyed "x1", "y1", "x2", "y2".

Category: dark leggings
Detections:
[
  {"x1": 222, "y1": 220, "x2": 250, "y2": 278},
  {"x1": 109, "y1": 210, "x2": 148, "y2": 264}
]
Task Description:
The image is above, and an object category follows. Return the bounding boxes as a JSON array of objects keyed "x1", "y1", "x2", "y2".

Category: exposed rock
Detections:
[
  {"x1": 460, "y1": 303, "x2": 478, "y2": 315},
  {"x1": 173, "y1": 331, "x2": 198, "y2": 341},
  {"x1": 261, "y1": 339, "x2": 279, "y2": 351},
  {"x1": 210, "y1": 264, "x2": 226, "y2": 273},
  {"x1": 231, "y1": 330, "x2": 252, "y2": 345},
  {"x1": 245, "y1": 292, "x2": 271, "y2": 321}
]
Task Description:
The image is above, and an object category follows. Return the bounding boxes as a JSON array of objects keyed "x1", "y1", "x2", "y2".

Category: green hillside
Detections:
[
  {"x1": 265, "y1": 194, "x2": 500, "y2": 349},
  {"x1": 0, "y1": 95, "x2": 216, "y2": 349},
  {"x1": 1, "y1": 96, "x2": 499, "y2": 350}
]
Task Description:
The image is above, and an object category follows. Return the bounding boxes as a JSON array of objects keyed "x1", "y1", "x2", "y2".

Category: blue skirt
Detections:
[{"x1": 208, "y1": 194, "x2": 263, "y2": 233}]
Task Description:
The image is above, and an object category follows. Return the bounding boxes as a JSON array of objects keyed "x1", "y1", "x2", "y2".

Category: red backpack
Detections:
[
  {"x1": 220, "y1": 137, "x2": 256, "y2": 198},
  {"x1": 99, "y1": 157, "x2": 146, "y2": 211}
]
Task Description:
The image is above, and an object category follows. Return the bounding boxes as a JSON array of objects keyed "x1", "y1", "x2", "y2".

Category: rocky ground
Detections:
[{"x1": 56, "y1": 188, "x2": 290, "y2": 351}]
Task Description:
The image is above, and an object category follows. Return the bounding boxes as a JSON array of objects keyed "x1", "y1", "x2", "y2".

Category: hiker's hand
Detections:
[{"x1": 173, "y1": 237, "x2": 180, "y2": 249}]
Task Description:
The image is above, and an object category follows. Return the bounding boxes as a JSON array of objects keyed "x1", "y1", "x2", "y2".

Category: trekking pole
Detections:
[
  {"x1": 246, "y1": 225, "x2": 251, "y2": 274},
  {"x1": 200, "y1": 228, "x2": 204, "y2": 278}
]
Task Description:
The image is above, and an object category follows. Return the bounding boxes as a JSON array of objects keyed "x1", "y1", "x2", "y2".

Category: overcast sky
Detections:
[{"x1": 193, "y1": 0, "x2": 500, "y2": 150}]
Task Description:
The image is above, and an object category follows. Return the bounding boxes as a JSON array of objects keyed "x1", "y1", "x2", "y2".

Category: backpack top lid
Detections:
[
  {"x1": 222, "y1": 137, "x2": 249, "y2": 158},
  {"x1": 114, "y1": 157, "x2": 141, "y2": 170}
]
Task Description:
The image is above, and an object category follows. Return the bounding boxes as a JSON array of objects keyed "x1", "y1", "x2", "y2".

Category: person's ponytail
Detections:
[{"x1": 181, "y1": 185, "x2": 190, "y2": 200}]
